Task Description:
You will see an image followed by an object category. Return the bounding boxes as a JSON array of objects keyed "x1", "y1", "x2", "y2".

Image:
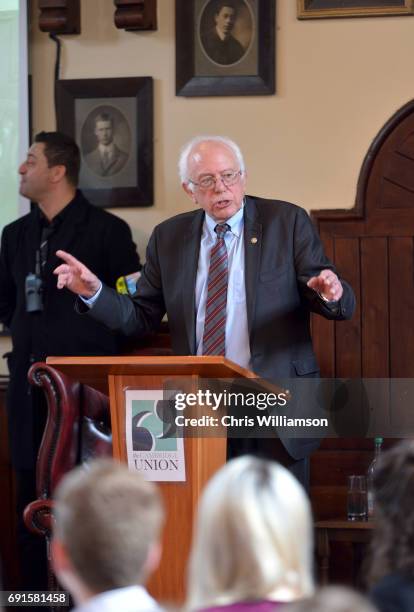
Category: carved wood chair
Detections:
[
  {"x1": 23, "y1": 328, "x2": 172, "y2": 590},
  {"x1": 23, "y1": 363, "x2": 112, "y2": 590}
]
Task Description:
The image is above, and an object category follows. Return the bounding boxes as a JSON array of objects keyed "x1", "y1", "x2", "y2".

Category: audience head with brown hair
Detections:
[
  {"x1": 186, "y1": 455, "x2": 314, "y2": 611},
  {"x1": 51, "y1": 459, "x2": 164, "y2": 612}
]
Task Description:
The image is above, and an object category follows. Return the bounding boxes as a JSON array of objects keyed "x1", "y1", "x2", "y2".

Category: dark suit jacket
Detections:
[
  {"x1": 370, "y1": 573, "x2": 414, "y2": 612},
  {"x1": 87, "y1": 197, "x2": 355, "y2": 458},
  {"x1": 201, "y1": 28, "x2": 246, "y2": 65},
  {"x1": 0, "y1": 190, "x2": 141, "y2": 468},
  {"x1": 85, "y1": 144, "x2": 128, "y2": 177}
]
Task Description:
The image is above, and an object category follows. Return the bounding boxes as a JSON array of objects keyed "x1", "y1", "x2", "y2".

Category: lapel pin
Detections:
[{"x1": 250, "y1": 237, "x2": 258, "y2": 244}]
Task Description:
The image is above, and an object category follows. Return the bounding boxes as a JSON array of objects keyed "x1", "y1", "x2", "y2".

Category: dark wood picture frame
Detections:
[
  {"x1": 176, "y1": 0, "x2": 275, "y2": 97},
  {"x1": 297, "y1": 0, "x2": 414, "y2": 19},
  {"x1": 56, "y1": 77, "x2": 153, "y2": 208}
]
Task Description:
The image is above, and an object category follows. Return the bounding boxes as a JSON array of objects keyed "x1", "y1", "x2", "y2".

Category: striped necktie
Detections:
[
  {"x1": 39, "y1": 223, "x2": 55, "y2": 274},
  {"x1": 202, "y1": 223, "x2": 230, "y2": 356}
]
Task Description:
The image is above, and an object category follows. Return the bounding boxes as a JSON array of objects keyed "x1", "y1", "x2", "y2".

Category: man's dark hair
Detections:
[
  {"x1": 213, "y1": 0, "x2": 238, "y2": 16},
  {"x1": 95, "y1": 112, "x2": 114, "y2": 126},
  {"x1": 34, "y1": 131, "x2": 80, "y2": 187}
]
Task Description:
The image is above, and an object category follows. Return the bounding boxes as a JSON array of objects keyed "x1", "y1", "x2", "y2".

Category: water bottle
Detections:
[{"x1": 367, "y1": 437, "x2": 383, "y2": 520}]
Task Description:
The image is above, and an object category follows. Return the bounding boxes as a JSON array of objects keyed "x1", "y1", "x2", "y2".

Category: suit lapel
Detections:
[
  {"x1": 244, "y1": 197, "x2": 262, "y2": 337},
  {"x1": 103, "y1": 149, "x2": 118, "y2": 174},
  {"x1": 181, "y1": 210, "x2": 204, "y2": 354}
]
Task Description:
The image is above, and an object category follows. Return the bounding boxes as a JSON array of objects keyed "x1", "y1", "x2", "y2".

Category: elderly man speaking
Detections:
[{"x1": 54, "y1": 136, "x2": 355, "y2": 486}]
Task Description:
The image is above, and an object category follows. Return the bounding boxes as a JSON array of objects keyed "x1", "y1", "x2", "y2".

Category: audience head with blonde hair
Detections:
[
  {"x1": 51, "y1": 459, "x2": 164, "y2": 610},
  {"x1": 186, "y1": 456, "x2": 314, "y2": 610}
]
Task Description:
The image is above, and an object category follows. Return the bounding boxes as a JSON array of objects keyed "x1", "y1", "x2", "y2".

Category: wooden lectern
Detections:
[{"x1": 46, "y1": 355, "x2": 256, "y2": 604}]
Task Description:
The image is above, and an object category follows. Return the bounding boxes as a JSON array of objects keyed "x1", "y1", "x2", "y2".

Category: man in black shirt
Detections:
[{"x1": 0, "y1": 131, "x2": 141, "y2": 589}]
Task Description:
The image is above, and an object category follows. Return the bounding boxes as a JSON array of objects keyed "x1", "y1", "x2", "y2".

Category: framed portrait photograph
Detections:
[
  {"x1": 56, "y1": 77, "x2": 153, "y2": 208},
  {"x1": 297, "y1": 0, "x2": 414, "y2": 19},
  {"x1": 176, "y1": 0, "x2": 275, "y2": 97}
]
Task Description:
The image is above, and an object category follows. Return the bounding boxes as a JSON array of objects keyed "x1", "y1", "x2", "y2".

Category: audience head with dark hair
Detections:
[
  {"x1": 285, "y1": 586, "x2": 378, "y2": 612},
  {"x1": 19, "y1": 131, "x2": 81, "y2": 221},
  {"x1": 34, "y1": 131, "x2": 80, "y2": 187},
  {"x1": 366, "y1": 440, "x2": 414, "y2": 612},
  {"x1": 51, "y1": 459, "x2": 164, "y2": 612},
  {"x1": 186, "y1": 455, "x2": 314, "y2": 611}
]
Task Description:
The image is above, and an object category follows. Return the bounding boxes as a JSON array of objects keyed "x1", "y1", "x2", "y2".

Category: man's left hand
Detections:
[{"x1": 307, "y1": 269, "x2": 343, "y2": 302}]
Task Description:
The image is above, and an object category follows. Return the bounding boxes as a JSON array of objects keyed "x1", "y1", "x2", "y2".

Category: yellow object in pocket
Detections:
[{"x1": 116, "y1": 276, "x2": 128, "y2": 294}]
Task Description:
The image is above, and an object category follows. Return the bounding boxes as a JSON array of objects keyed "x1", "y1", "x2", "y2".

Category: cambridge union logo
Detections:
[
  {"x1": 131, "y1": 398, "x2": 177, "y2": 452},
  {"x1": 126, "y1": 390, "x2": 186, "y2": 482}
]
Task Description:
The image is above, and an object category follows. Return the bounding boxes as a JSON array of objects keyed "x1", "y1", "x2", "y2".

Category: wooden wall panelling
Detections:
[
  {"x1": 334, "y1": 238, "x2": 362, "y2": 379},
  {"x1": 376, "y1": 121, "x2": 414, "y2": 212},
  {"x1": 361, "y1": 237, "x2": 389, "y2": 378},
  {"x1": 360, "y1": 238, "x2": 391, "y2": 438},
  {"x1": 334, "y1": 237, "x2": 366, "y2": 442},
  {"x1": 38, "y1": 0, "x2": 81, "y2": 34},
  {"x1": 388, "y1": 237, "x2": 414, "y2": 436},
  {"x1": 389, "y1": 237, "x2": 414, "y2": 377},
  {"x1": 310, "y1": 100, "x2": 414, "y2": 585},
  {"x1": 362, "y1": 100, "x2": 414, "y2": 218},
  {"x1": 321, "y1": 220, "x2": 365, "y2": 238},
  {"x1": 380, "y1": 158, "x2": 414, "y2": 210}
]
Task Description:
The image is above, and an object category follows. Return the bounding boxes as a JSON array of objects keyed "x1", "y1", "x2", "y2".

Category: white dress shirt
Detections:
[
  {"x1": 85, "y1": 206, "x2": 252, "y2": 369},
  {"x1": 73, "y1": 585, "x2": 162, "y2": 612},
  {"x1": 195, "y1": 206, "x2": 251, "y2": 369}
]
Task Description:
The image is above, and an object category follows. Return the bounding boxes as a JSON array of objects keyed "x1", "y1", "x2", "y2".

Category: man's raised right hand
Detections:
[{"x1": 54, "y1": 250, "x2": 101, "y2": 298}]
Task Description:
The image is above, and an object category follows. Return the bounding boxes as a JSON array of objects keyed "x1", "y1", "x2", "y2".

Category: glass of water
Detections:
[{"x1": 347, "y1": 475, "x2": 367, "y2": 521}]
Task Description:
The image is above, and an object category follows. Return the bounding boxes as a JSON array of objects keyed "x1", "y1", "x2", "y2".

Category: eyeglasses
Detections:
[{"x1": 188, "y1": 170, "x2": 242, "y2": 190}]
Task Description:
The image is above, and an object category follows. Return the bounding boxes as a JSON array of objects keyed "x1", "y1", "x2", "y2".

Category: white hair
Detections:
[
  {"x1": 178, "y1": 135, "x2": 246, "y2": 188},
  {"x1": 186, "y1": 456, "x2": 314, "y2": 610}
]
